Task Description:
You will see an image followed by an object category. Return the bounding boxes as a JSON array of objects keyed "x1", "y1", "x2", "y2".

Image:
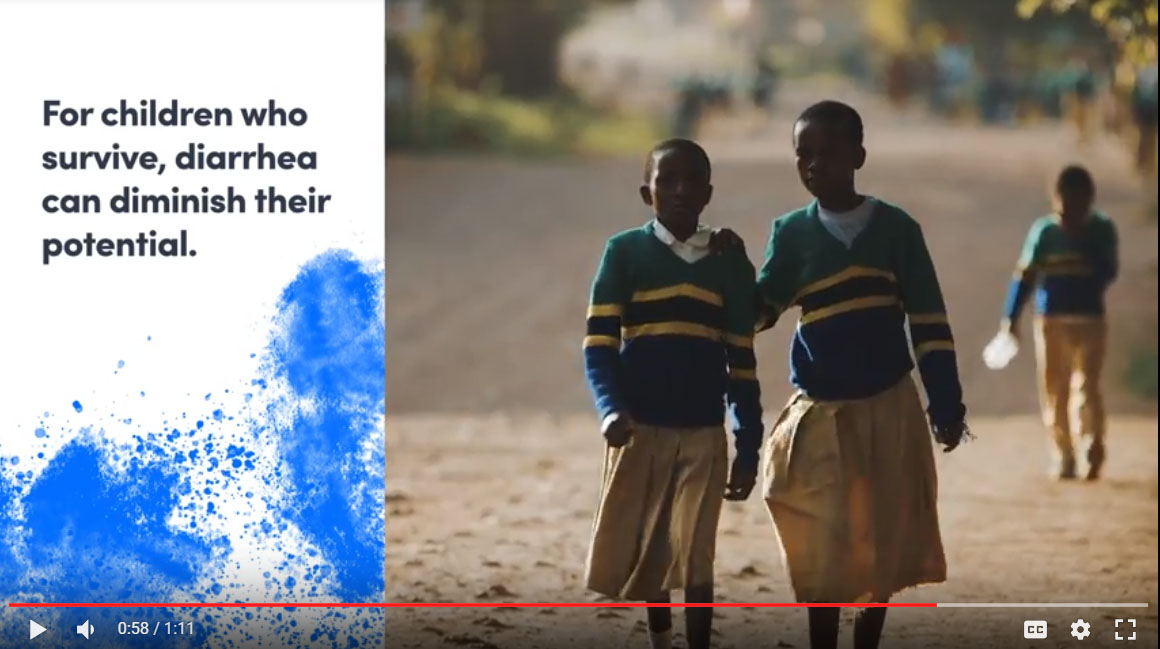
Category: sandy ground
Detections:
[
  {"x1": 385, "y1": 85, "x2": 1158, "y2": 647},
  {"x1": 385, "y1": 414, "x2": 1157, "y2": 648}
]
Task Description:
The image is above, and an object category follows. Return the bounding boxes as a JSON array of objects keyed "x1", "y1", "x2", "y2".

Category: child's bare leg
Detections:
[
  {"x1": 685, "y1": 584, "x2": 713, "y2": 649},
  {"x1": 646, "y1": 592, "x2": 673, "y2": 649},
  {"x1": 854, "y1": 605, "x2": 888, "y2": 649},
  {"x1": 808, "y1": 606, "x2": 839, "y2": 649}
]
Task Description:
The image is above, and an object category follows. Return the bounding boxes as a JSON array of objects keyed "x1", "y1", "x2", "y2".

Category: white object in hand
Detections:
[{"x1": 983, "y1": 331, "x2": 1019, "y2": 370}]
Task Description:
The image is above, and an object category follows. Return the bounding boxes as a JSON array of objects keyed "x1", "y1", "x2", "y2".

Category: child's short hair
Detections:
[
  {"x1": 1055, "y1": 164, "x2": 1095, "y2": 196},
  {"x1": 796, "y1": 100, "x2": 864, "y2": 146},
  {"x1": 643, "y1": 138, "x2": 712, "y2": 182}
]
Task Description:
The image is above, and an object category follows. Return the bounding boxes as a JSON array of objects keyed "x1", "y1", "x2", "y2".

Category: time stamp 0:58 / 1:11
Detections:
[{"x1": 117, "y1": 621, "x2": 196, "y2": 636}]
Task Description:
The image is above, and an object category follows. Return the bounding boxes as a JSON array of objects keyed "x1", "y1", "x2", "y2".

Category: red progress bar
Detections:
[{"x1": 8, "y1": 603, "x2": 937, "y2": 608}]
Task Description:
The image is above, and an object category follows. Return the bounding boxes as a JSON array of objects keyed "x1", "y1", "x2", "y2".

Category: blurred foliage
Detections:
[
  {"x1": 398, "y1": 9, "x2": 482, "y2": 93},
  {"x1": 863, "y1": 0, "x2": 1144, "y2": 71},
  {"x1": 914, "y1": 0, "x2": 1110, "y2": 50},
  {"x1": 387, "y1": 84, "x2": 661, "y2": 157},
  {"x1": 863, "y1": 0, "x2": 913, "y2": 53},
  {"x1": 387, "y1": 0, "x2": 663, "y2": 155},
  {"x1": 1017, "y1": 0, "x2": 1158, "y2": 64},
  {"x1": 865, "y1": 0, "x2": 1108, "y2": 48},
  {"x1": 410, "y1": 0, "x2": 632, "y2": 98},
  {"x1": 1124, "y1": 345, "x2": 1159, "y2": 400}
]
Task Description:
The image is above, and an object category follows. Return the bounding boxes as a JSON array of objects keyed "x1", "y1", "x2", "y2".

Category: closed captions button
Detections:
[{"x1": 1024, "y1": 620, "x2": 1048, "y2": 639}]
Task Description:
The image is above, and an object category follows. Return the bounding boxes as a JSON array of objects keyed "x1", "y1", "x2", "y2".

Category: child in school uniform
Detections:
[
  {"x1": 715, "y1": 100, "x2": 969, "y2": 649},
  {"x1": 996, "y1": 165, "x2": 1118, "y2": 480},
  {"x1": 583, "y1": 138, "x2": 764, "y2": 649}
]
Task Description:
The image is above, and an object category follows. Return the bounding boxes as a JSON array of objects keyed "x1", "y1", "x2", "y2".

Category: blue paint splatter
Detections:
[
  {"x1": 0, "y1": 250, "x2": 385, "y2": 647},
  {"x1": 0, "y1": 439, "x2": 216, "y2": 647},
  {"x1": 270, "y1": 250, "x2": 385, "y2": 602},
  {"x1": 0, "y1": 472, "x2": 17, "y2": 587},
  {"x1": 23, "y1": 442, "x2": 217, "y2": 595},
  {"x1": 118, "y1": 360, "x2": 126, "y2": 369}
]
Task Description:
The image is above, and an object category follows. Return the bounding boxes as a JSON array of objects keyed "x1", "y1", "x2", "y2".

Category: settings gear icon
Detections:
[{"x1": 1070, "y1": 618, "x2": 1092, "y2": 640}]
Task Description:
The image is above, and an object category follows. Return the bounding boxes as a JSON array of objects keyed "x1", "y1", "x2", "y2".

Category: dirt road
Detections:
[
  {"x1": 385, "y1": 414, "x2": 1157, "y2": 648},
  {"x1": 385, "y1": 90, "x2": 1158, "y2": 647}
]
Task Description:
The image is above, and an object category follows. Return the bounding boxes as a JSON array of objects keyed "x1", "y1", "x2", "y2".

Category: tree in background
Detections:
[
  {"x1": 863, "y1": 0, "x2": 1108, "y2": 118},
  {"x1": 1017, "y1": 0, "x2": 1158, "y2": 65},
  {"x1": 387, "y1": 0, "x2": 661, "y2": 154},
  {"x1": 1018, "y1": 0, "x2": 1157, "y2": 177},
  {"x1": 401, "y1": 0, "x2": 632, "y2": 99}
]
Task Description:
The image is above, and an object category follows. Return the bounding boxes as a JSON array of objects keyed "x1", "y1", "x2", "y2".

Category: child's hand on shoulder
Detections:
[
  {"x1": 933, "y1": 421, "x2": 973, "y2": 453},
  {"x1": 724, "y1": 455, "x2": 758, "y2": 501},
  {"x1": 709, "y1": 228, "x2": 746, "y2": 256},
  {"x1": 601, "y1": 412, "x2": 634, "y2": 448}
]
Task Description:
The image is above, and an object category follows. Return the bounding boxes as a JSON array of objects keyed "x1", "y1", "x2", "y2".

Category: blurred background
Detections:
[
  {"x1": 388, "y1": 0, "x2": 1156, "y2": 169},
  {"x1": 386, "y1": 0, "x2": 1156, "y2": 416},
  {"x1": 386, "y1": 1, "x2": 1157, "y2": 646}
]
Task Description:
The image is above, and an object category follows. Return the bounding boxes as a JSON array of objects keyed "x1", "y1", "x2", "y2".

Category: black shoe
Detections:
[{"x1": 1085, "y1": 448, "x2": 1105, "y2": 481}]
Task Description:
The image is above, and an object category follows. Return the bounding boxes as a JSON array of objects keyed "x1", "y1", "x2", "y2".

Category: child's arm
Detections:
[
  {"x1": 1001, "y1": 220, "x2": 1046, "y2": 332},
  {"x1": 898, "y1": 218, "x2": 967, "y2": 430},
  {"x1": 723, "y1": 251, "x2": 764, "y2": 474},
  {"x1": 755, "y1": 219, "x2": 796, "y2": 332},
  {"x1": 583, "y1": 239, "x2": 629, "y2": 425},
  {"x1": 1087, "y1": 217, "x2": 1119, "y2": 286}
]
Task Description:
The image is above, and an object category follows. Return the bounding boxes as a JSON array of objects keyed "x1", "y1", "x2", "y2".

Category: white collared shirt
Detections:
[
  {"x1": 652, "y1": 219, "x2": 712, "y2": 263},
  {"x1": 817, "y1": 197, "x2": 877, "y2": 249}
]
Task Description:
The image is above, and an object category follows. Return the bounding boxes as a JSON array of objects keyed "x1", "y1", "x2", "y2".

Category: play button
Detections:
[{"x1": 29, "y1": 620, "x2": 47, "y2": 640}]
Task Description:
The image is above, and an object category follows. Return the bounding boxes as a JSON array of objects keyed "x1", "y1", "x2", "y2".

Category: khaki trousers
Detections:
[{"x1": 1034, "y1": 316, "x2": 1108, "y2": 474}]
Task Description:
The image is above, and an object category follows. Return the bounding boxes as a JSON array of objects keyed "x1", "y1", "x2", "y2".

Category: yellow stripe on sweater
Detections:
[
  {"x1": 1042, "y1": 253, "x2": 1085, "y2": 265},
  {"x1": 582, "y1": 335, "x2": 620, "y2": 349},
  {"x1": 908, "y1": 312, "x2": 948, "y2": 325},
  {"x1": 799, "y1": 296, "x2": 899, "y2": 326},
  {"x1": 587, "y1": 303, "x2": 623, "y2": 318},
  {"x1": 723, "y1": 333, "x2": 754, "y2": 348},
  {"x1": 790, "y1": 266, "x2": 896, "y2": 306},
  {"x1": 622, "y1": 321, "x2": 722, "y2": 342},
  {"x1": 1041, "y1": 263, "x2": 1092, "y2": 277},
  {"x1": 631, "y1": 283, "x2": 723, "y2": 307},
  {"x1": 914, "y1": 340, "x2": 955, "y2": 360}
]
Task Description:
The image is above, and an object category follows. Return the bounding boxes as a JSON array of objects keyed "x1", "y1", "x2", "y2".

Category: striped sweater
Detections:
[
  {"x1": 757, "y1": 200, "x2": 966, "y2": 427},
  {"x1": 1003, "y1": 212, "x2": 1118, "y2": 321},
  {"x1": 583, "y1": 222, "x2": 763, "y2": 461}
]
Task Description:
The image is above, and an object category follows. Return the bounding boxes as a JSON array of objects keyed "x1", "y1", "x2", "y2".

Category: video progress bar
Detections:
[
  {"x1": 8, "y1": 602, "x2": 1153, "y2": 609},
  {"x1": 936, "y1": 603, "x2": 1151, "y2": 608}
]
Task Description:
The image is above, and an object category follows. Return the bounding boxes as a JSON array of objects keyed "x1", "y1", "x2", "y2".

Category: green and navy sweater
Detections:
[
  {"x1": 1003, "y1": 212, "x2": 1118, "y2": 322},
  {"x1": 757, "y1": 200, "x2": 966, "y2": 427},
  {"x1": 583, "y1": 222, "x2": 764, "y2": 461}
]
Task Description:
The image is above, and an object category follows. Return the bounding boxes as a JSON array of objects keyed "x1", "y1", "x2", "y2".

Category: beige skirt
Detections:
[
  {"x1": 585, "y1": 424, "x2": 728, "y2": 601},
  {"x1": 763, "y1": 375, "x2": 947, "y2": 603}
]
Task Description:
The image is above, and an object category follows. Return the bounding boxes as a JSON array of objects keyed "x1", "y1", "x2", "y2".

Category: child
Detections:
[
  {"x1": 1131, "y1": 63, "x2": 1158, "y2": 177},
  {"x1": 715, "y1": 100, "x2": 969, "y2": 649},
  {"x1": 583, "y1": 138, "x2": 764, "y2": 649},
  {"x1": 996, "y1": 165, "x2": 1118, "y2": 480}
]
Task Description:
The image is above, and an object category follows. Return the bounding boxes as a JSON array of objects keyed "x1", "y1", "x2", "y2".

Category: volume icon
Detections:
[{"x1": 76, "y1": 620, "x2": 94, "y2": 640}]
